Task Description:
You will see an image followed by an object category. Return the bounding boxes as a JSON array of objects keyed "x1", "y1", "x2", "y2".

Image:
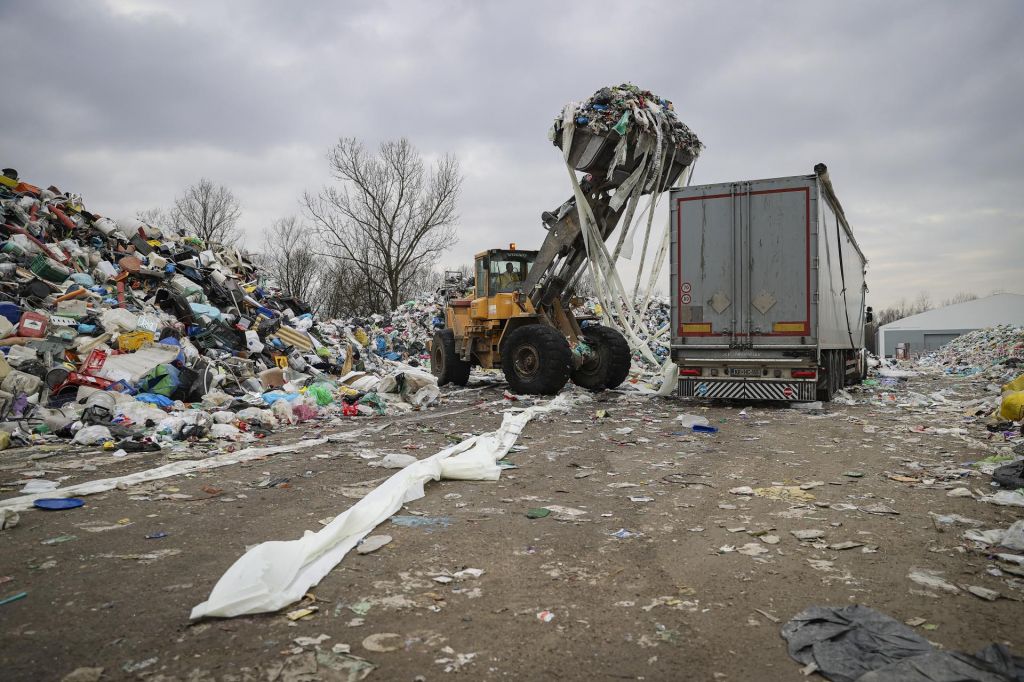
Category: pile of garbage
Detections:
[
  {"x1": 921, "y1": 325, "x2": 1024, "y2": 379},
  {"x1": 322, "y1": 298, "x2": 445, "y2": 369},
  {"x1": 575, "y1": 297, "x2": 672, "y2": 365},
  {"x1": 551, "y1": 83, "x2": 703, "y2": 157},
  {"x1": 0, "y1": 168, "x2": 440, "y2": 452}
]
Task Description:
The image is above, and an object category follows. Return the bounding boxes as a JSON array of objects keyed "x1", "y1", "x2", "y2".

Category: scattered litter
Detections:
[
  {"x1": 791, "y1": 529, "x2": 825, "y2": 541},
  {"x1": 861, "y1": 504, "x2": 899, "y2": 515},
  {"x1": 294, "y1": 634, "x2": 331, "y2": 648},
  {"x1": 907, "y1": 568, "x2": 961, "y2": 594},
  {"x1": 0, "y1": 510, "x2": 19, "y2": 531},
  {"x1": 60, "y1": 668, "x2": 104, "y2": 682},
  {"x1": 676, "y1": 414, "x2": 709, "y2": 428},
  {"x1": 0, "y1": 591, "x2": 28, "y2": 606},
  {"x1": 391, "y1": 515, "x2": 453, "y2": 530},
  {"x1": 33, "y1": 498, "x2": 84, "y2": 511},
  {"x1": 286, "y1": 606, "x2": 318, "y2": 621},
  {"x1": 965, "y1": 586, "x2": 1000, "y2": 601},
  {"x1": 355, "y1": 535, "x2": 392, "y2": 555},
  {"x1": 738, "y1": 543, "x2": 769, "y2": 556},
  {"x1": 537, "y1": 610, "x2": 555, "y2": 623},
  {"x1": 755, "y1": 486, "x2": 816, "y2": 503},
  {"x1": 361, "y1": 633, "x2": 402, "y2": 653}
]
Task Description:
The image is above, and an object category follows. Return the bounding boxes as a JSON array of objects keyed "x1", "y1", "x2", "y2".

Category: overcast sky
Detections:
[{"x1": 2, "y1": 0, "x2": 1021, "y2": 309}]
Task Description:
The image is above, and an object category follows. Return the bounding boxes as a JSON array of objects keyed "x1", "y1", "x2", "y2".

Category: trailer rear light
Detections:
[
  {"x1": 679, "y1": 368, "x2": 701, "y2": 376},
  {"x1": 792, "y1": 369, "x2": 817, "y2": 378}
]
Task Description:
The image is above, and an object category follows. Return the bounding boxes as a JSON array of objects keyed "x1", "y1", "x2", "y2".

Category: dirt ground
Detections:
[{"x1": 1, "y1": 370, "x2": 1022, "y2": 681}]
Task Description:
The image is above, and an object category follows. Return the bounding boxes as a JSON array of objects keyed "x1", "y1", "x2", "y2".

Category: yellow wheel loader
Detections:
[{"x1": 431, "y1": 123, "x2": 698, "y2": 395}]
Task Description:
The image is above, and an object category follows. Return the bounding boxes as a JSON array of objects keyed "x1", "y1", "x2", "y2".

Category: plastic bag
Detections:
[
  {"x1": 212, "y1": 411, "x2": 236, "y2": 424},
  {"x1": 306, "y1": 383, "x2": 335, "y2": 406},
  {"x1": 272, "y1": 400, "x2": 295, "y2": 425},
  {"x1": 116, "y1": 401, "x2": 168, "y2": 425},
  {"x1": 236, "y1": 407, "x2": 276, "y2": 427},
  {"x1": 210, "y1": 423, "x2": 241, "y2": 440},
  {"x1": 411, "y1": 384, "x2": 439, "y2": 408},
  {"x1": 201, "y1": 389, "x2": 233, "y2": 409},
  {"x1": 72, "y1": 425, "x2": 112, "y2": 445},
  {"x1": 292, "y1": 403, "x2": 318, "y2": 422},
  {"x1": 999, "y1": 391, "x2": 1024, "y2": 421},
  {"x1": 100, "y1": 308, "x2": 138, "y2": 333}
]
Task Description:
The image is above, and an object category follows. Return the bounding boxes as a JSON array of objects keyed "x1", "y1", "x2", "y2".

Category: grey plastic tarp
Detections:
[{"x1": 782, "y1": 605, "x2": 1024, "y2": 682}]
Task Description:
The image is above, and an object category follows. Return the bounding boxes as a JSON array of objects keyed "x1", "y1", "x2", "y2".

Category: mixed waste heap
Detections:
[
  {"x1": 921, "y1": 325, "x2": 1024, "y2": 380},
  {"x1": 0, "y1": 168, "x2": 443, "y2": 453},
  {"x1": 552, "y1": 83, "x2": 703, "y2": 160}
]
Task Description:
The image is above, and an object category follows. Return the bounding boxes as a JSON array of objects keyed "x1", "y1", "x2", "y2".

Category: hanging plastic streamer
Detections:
[{"x1": 553, "y1": 85, "x2": 702, "y2": 383}]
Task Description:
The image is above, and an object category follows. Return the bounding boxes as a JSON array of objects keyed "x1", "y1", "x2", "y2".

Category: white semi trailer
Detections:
[{"x1": 670, "y1": 164, "x2": 871, "y2": 402}]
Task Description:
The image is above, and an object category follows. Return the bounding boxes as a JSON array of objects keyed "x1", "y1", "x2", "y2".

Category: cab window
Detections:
[
  {"x1": 475, "y1": 257, "x2": 488, "y2": 298},
  {"x1": 490, "y1": 257, "x2": 531, "y2": 293}
]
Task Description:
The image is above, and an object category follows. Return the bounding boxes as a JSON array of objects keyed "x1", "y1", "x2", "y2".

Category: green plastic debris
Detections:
[
  {"x1": 348, "y1": 600, "x2": 372, "y2": 616},
  {"x1": 612, "y1": 111, "x2": 630, "y2": 135},
  {"x1": 843, "y1": 471, "x2": 865, "y2": 478},
  {"x1": 0, "y1": 591, "x2": 27, "y2": 606},
  {"x1": 307, "y1": 383, "x2": 335, "y2": 406},
  {"x1": 973, "y1": 454, "x2": 1014, "y2": 468},
  {"x1": 358, "y1": 392, "x2": 387, "y2": 415},
  {"x1": 526, "y1": 508, "x2": 551, "y2": 519}
]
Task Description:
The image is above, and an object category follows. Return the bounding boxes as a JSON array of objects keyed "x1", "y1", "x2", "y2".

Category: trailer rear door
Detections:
[{"x1": 671, "y1": 176, "x2": 817, "y2": 348}]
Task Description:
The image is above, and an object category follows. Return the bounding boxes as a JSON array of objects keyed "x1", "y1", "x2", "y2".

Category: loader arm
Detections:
[{"x1": 521, "y1": 188, "x2": 625, "y2": 311}]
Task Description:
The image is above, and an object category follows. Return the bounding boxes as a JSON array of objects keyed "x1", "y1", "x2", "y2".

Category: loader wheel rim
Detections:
[
  {"x1": 513, "y1": 345, "x2": 541, "y2": 380},
  {"x1": 432, "y1": 344, "x2": 444, "y2": 373}
]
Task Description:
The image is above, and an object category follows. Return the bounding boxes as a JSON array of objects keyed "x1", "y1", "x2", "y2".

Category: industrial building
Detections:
[{"x1": 876, "y1": 293, "x2": 1024, "y2": 357}]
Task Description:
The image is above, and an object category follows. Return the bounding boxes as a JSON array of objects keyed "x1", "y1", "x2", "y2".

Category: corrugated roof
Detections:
[{"x1": 880, "y1": 293, "x2": 1024, "y2": 331}]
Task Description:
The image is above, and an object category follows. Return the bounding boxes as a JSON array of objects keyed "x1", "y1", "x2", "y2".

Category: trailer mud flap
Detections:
[{"x1": 677, "y1": 378, "x2": 816, "y2": 401}]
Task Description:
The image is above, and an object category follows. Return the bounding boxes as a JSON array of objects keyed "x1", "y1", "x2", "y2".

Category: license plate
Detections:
[{"x1": 729, "y1": 367, "x2": 761, "y2": 377}]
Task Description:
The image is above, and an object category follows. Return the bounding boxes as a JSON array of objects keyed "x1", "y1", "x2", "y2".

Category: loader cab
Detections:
[{"x1": 474, "y1": 247, "x2": 538, "y2": 298}]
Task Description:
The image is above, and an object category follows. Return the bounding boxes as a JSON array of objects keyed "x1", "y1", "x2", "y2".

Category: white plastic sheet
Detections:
[
  {"x1": 0, "y1": 438, "x2": 328, "y2": 514},
  {"x1": 190, "y1": 394, "x2": 573, "y2": 620}
]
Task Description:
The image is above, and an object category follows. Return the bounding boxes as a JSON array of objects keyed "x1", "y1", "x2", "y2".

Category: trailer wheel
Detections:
[
  {"x1": 571, "y1": 325, "x2": 632, "y2": 390},
  {"x1": 431, "y1": 329, "x2": 470, "y2": 387},
  {"x1": 816, "y1": 350, "x2": 834, "y2": 402},
  {"x1": 501, "y1": 324, "x2": 572, "y2": 395}
]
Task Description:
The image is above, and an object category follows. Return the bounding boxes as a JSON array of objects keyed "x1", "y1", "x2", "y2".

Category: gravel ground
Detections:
[{"x1": 1, "y1": 370, "x2": 1021, "y2": 681}]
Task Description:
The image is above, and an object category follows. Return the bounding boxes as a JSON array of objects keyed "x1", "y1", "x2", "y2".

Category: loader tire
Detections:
[
  {"x1": 431, "y1": 329, "x2": 470, "y2": 387},
  {"x1": 501, "y1": 324, "x2": 572, "y2": 396},
  {"x1": 572, "y1": 325, "x2": 632, "y2": 390}
]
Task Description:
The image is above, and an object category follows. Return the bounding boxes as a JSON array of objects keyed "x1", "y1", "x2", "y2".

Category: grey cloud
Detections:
[{"x1": 1, "y1": 0, "x2": 1021, "y2": 308}]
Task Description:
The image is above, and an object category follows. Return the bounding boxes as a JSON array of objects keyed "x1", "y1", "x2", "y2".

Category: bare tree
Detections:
[
  {"x1": 940, "y1": 291, "x2": 978, "y2": 307},
  {"x1": 262, "y1": 217, "x2": 323, "y2": 308},
  {"x1": 303, "y1": 137, "x2": 461, "y2": 313},
  {"x1": 136, "y1": 207, "x2": 171, "y2": 231},
  {"x1": 319, "y1": 260, "x2": 386, "y2": 319},
  {"x1": 171, "y1": 178, "x2": 241, "y2": 245}
]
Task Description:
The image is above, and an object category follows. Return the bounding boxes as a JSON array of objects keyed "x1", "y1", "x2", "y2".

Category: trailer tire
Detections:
[
  {"x1": 501, "y1": 324, "x2": 572, "y2": 395},
  {"x1": 816, "y1": 350, "x2": 834, "y2": 402},
  {"x1": 571, "y1": 325, "x2": 632, "y2": 390},
  {"x1": 431, "y1": 329, "x2": 470, "y2": 387}
]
